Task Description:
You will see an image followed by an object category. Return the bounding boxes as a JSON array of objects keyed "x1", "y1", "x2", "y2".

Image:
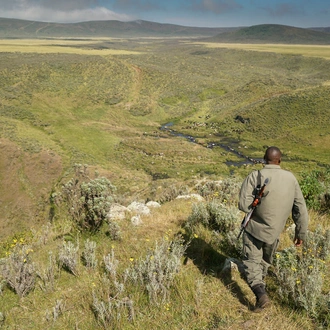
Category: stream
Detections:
[{"x1": 160, "y1": 123, "x2": 264, "y2": 167}]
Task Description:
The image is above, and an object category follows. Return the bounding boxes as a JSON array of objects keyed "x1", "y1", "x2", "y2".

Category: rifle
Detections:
[{"x1": 237, "y1": 178, "x2": 269, "y2": 239}]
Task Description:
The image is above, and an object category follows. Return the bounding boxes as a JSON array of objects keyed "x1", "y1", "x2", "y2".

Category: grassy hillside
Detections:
[
  {"x1": 209, "y1": 24, "x2": 330, "y2": 44},
  {"x1": 0, "y1": 38, "x2": 330, "y2": 329}
]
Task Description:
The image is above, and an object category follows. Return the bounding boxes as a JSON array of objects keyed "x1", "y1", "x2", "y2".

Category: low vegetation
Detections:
[{"x1": 0, "y1": 36, "x2": 330, "y2": 329}]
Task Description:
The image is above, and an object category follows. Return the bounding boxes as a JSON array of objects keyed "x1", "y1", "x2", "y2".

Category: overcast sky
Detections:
[{"x1": 0, "y1": 0, "x2": 329, "y2": 28}]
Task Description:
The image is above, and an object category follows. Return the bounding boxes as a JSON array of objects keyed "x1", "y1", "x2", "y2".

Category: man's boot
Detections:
[{"x1": 251, "y1": 284, "x2": 271, "y2": 312}]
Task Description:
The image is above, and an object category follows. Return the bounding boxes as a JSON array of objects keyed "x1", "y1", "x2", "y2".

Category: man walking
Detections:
[{"x1": 238, "y1": 146, "x2": 308, "y2": 311}]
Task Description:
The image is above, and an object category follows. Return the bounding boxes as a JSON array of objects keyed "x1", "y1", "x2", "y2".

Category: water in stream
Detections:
[{"x1": 160, "y1": 123, "x2": 264, "y2": 167}]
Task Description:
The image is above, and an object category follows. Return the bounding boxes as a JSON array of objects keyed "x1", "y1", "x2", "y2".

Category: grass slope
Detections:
[{"x1": 1, "y1": 39, "x2": 330, "y2": 236}]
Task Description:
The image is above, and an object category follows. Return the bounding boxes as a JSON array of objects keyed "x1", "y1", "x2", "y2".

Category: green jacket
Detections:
[{"x1": 238, "y1": 164, "x2": 308, "y2": 244}]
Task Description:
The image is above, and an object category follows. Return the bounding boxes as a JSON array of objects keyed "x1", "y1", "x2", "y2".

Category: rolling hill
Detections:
[
  {"x1": 1, "y1": 18, "x2": 330, "y2": 43},
  {"x1": 209, "y1": 24, "x2": 330, "y2": 44},
  {"x1": 0, "y1": 17, "x2": 235, "y2": 38}
]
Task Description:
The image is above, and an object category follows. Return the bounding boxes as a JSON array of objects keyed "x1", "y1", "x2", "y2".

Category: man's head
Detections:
[{"x1": 264, "y1": 146, "x2": 282, "y2": 165}]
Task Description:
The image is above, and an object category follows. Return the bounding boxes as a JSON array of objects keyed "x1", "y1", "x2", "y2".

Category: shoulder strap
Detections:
[{"x1": 257, "y1": 170, "x2": 262, "y2": 188}]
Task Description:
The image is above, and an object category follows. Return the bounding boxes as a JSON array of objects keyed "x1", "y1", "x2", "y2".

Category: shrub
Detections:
[
  {"x1": 299, "y1": 168, "x2": 330, "y2": 212},
  {"x1": 37, "y1": 252, "x2": 59, "y2": 292},
  {"x1": 82, "y1": 239, "x2": 98, "y2": 269},
  {"x1": 103, "y1": 249, "x2": 119, "y2": 278},
  {"x1": 106, "y1": 221, "x2": 122, "y2": 241},
  {"x1": 45, "y1": 299, "x2": 65, "y2": 323},
  {"x1": 299, "y1": 170, "x2": 324, "y2": 210},
  {"x1": 273, "y1": 226, "x2": 330, "y2": 324},
  {"x1": 195, "y1": 177, "x2": 241, "y2": 205},
  {"x1": 185, "y1": 200, "x2": 240, "y2": 234},
  {"x1": 185, "y1": 197, "x2": 244, "y2": 259},
  {"x1": 58, "y1": 240, "x2": 79, "y2": 276},
  {"x1": 157, "y1": 184, "x2": 189, "y2": 204},
  {"x1": 55, "y1": 164, "x2": 116, "y2": 232},
  {"x1": 92, "y1": 260, "x2": 134, "y2": 329},
  {"x1": 0, "y1": 244, "x2": 36, "y2": 297},
  {"x1": 125, "y1": 234, "x2": 187, "y2": 305},
  {"x1": 92, "y1": 291, "x2": 134, "y2": 329}
]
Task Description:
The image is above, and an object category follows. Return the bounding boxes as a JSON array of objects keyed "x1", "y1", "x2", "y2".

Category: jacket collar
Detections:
[{"x1": 263, "y1": 164, "x2": 281, "y2": 169}]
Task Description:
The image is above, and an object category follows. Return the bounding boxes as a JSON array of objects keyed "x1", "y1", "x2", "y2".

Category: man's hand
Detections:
[{"x1": 294, "y1": 238, "x2": 303, "y2": 247}]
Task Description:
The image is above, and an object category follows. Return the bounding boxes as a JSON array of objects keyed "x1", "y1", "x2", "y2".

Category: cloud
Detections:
[
  {"x1": 261, "y1": 3, "x2": 304, "y2": 17},
  {"x1": 187, "y1": 0, "x2": 243, "y2": 14},
  {"x1": 112, "y1": 0, "x2": 163, "y2": 13},
  {"x1": 0, "y1": 0, "x2": 133, "y2": 23},
  {"x1": 0, "y1": 0, "x2": 98, "y2": 11}
]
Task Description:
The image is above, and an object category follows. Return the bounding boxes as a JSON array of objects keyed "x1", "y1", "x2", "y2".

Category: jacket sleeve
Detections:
[
  {"x1": 238, "y1": 172, "x2": 257, "y2": 213},
  {"x1": 292, "y1": 180, "x2": 309, "y2": 241}
]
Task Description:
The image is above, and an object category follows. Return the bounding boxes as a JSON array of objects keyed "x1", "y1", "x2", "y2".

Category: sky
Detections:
[{"x1": 0, "y1": 0, "x2": 329, "y2": 28}]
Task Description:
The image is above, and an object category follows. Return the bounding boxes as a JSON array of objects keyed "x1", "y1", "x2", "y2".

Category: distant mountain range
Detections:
[
  {"x1": 0, "y1": 17, "x2": 235, "y2": 38},
  {"x1": 0, "y1": 17, "x2": 330, "y2": 44}
]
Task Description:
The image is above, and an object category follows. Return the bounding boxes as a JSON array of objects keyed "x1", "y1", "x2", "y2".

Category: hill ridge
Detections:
[
  {"x1": 1, "y1": 18, "x2": 330, "y2": 42},
  {"x1": 209, "y1": 23, "x2": 330, "y2": 44},
  {"x1": 0, "y1": 17, "x2": 235, "y2": 38}
]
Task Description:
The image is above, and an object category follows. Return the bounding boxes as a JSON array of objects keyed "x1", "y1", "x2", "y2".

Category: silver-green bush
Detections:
[
  {"x1": 54, "y1": 164, "x2": 116, "y2": 232},
  {"x1": 274, "y1": 227, "x2": 330, "y2": 324},
  {"x1": 58, "y1": 240, "x2": 79, "y2": 276},
  {"x1": 125, "y1": 235, "x2": 187, "y2": 305},
  {"x1": 0, "y1": 244, "x2": 36, "y2": 297}
]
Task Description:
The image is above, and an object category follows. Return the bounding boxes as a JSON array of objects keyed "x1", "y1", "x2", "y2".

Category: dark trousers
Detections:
[{"x1": 242, "y1": 231, "x2": 279, "y2": 288}]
